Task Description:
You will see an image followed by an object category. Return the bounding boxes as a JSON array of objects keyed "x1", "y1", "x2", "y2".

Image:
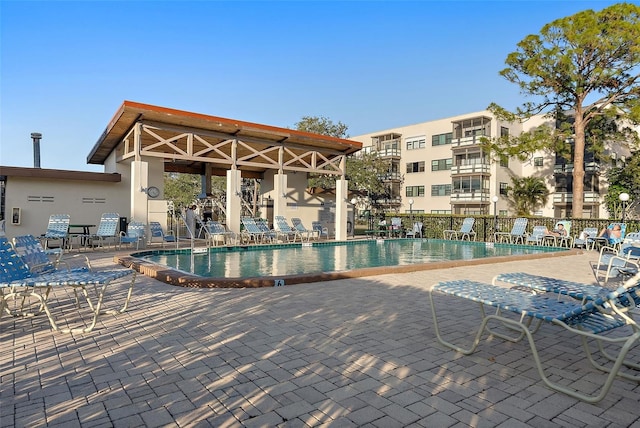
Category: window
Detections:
[
  {"x1": 406, "y1": 137, "x2": 426, "y2": 150},
  {"x1": 431, "y1": 158, "x2": 452, "y2": 171},
  {"x1": 534, "y1": 157, "x2": 543, "y2": 166},
  {"x1": 431, "y1": 184, "x2": 452, "y2": 196},
  {"x1": 406, "y1": 161, "x2": 425, "y2": 173},
  {"x1": 431, "y1": 133, "x2": 453, "y2": 146},
  {"x1": 499, "y1": 182, "x2": 508, "y2": 195},
  {"x1": 405, "y1": 186, "x2": 425, "y2": 197},
  {"x1": 501, "y1": 126, "x2": 509, "y2": 137},
  {"x1": 499, "y1": 156, "x2": 509, "y2": 168}
]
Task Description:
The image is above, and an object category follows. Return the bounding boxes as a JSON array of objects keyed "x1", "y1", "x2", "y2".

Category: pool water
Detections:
[{"x1": 140, "y1": 239, "x2": 565, "y2": 279}]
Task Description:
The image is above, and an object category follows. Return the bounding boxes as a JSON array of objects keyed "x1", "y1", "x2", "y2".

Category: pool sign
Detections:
[{"x1": 274, "y1": 279, "x2": 285, "y2": 287}]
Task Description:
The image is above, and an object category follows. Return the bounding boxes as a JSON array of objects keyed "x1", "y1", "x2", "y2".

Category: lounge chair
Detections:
[
  {"x1": 274, "y1": 216, "x2": 302, "y2": 243},
  {"x1": 389, "y1": 217, "x2": 403, "y2": 238},
  {"x1": 592, "y1": 223, "x2": 627, "y2": 251},
  {"x1": 240, "y1": 217, "x2": 264, "y2": 244},
  {"x1": 12, "y1": 235, "x2": 86, "y2": 275},
  {"x1": 0, "y1": 236, "x2": 136, "y2": 333},
  {"x1": 443, "y1": 218, "x2": 476, "y2": 241},
  {"x1": 405, "y1": 222, "x2": 423, "y2": 239},
  {"x1": 149, "y1": 221, "x2": 176, "y2": 247},
  {"x1": 118, "y1": 221, "x2": 146, "y2": 250},
  {"x1": 87, "y1": 213, "x2": 120, "y2": 250},
  {"x1": 312, "y1": 221, "x2": 329, "y2": 240},
  {"x1": 573, "y1": 226, "x2": 599, "y2": 250},
  {"x1": 526, "y1": 225, "x2": 548, "y2": 245},
  {"x1": 204, "y1": 220, "x2": 234, "y2": 246},
  {"x1": 590, "y1": 244, "x2": 640, "y2": 285},
  {"x1": 543, "y1": 220, "x2": 572, "y2": 247},
  {"x1": 291, "y1": 218, "x2": 314, "y2": 242},
  {"x1": 41, "y1": 214, "x2": 71, "y2": 251},
  {"x1": 494, "y1": 217, "x2": 528, "y2": 244},
  {"x1": 429, "y1": 272, "x2": 640, "y2": 403}
]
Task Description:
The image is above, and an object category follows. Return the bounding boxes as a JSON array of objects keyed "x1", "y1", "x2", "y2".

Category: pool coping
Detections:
[{"x1": 115, "y1": 240, "x2": 584, "y2": 289}]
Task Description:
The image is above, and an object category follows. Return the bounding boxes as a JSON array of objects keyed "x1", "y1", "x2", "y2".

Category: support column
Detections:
[
  {"x1": 226, "y1": 169, "x2": 242, "y2": 235},
  {"x1": 131, "y1": 160, "x2": 149, "y2": 225},
  {"x1": 274, "y1": 173, "x2": 288, "y2": 219},
  {"x1": 335, "y1": 178, "x2": 348, "y2": 241}
]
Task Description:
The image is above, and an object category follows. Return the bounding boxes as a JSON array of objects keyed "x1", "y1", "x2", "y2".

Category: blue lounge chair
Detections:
[
  {"x1": 118, "y1": 221, "x2": 146, "y2": 250},
  {"x1": 0, "y1": 236, "x2": 135, "y2": 333},
  {"x1": 526, "y1": 225, "x2": 548, "y2": 245},
  {"x1": 573, "y1": 227, "x2": 599, "y2": 250},
  {"x1": 429, "y1": 273, "x2": 640, "y2": 403},
  {"x1": 592, "y1": 223, "x2": 627, "y2": 250},
  {"x1": 589, "y1": 244, "x2": 640, "y2": 285},
  {"x1": 274, "y1": 216, "x2": 302, "y2": 243},
  {"x1": 312, "y1": 221, "x2": 329, "y2": 240},
  {"x1": 494, "y1": 217, "x2": 528, "y2": 244},
  {"x1": 443, "y1": 217, "x2": 476, "y2": 241},
  {"x1": 291, "y1": 218, "x2": 314, "y2": 242},
  {"x1": 204, "y1": 220, "x2": 234, "y2": 246},
  {"x1": 41, "y1": 214, "x2": 71, "y2": 250},
  {"x1": 88, "y1": 212, "x2": 120, "y2": 250},
  {"x1": 149, "y1": 221, "x2": 176, "y2": 247}
]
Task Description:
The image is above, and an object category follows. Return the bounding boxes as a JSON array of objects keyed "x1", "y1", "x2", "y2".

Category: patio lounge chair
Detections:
[
  {"x1": 494, "y1": 217, "x2": 528, "y2": 244},
  {"x1": 149, "y1": 222, "x2": 176, "y2": 247},
  {"x1": 41, "y1": 214, "x2": 71, "y2": 250},
  {"x1": 405, "y1": 222, "x2": 423, "y2": 239},
  {"x1": 389, "y1": 217, "x2": 403, "y2": 238},
  {"x1": 526, "y1": 225, "x2": 548, "y2": 245},
  {"x1": 312, "y1": 221, "x2": 329, "y2": 240},
  {"x1": 443, "y1": 218, "x2": 476, "y2": 241},
  {"x1": 291, "y1": 218, "x2": 314, "y2": 242},
  {"x1": 0, "y1": 236, "x2": 136, "y2": 333},
  {"x1": 12, "y1": 234, "x2": 86, "y2": 275},
  {"x1": 590, "y1": 244, "x2": 640, "y2": 285},
  {"x1": 118, "y1": 221, "x2": 146, "y2": 250},
  {"x1": 429, "y1": 273, "x2": 640, "y2": 403},
  {"x1": 274, "y1": 216, "x2": 302, "y2": 243},
  {"x1": 592, "y1": 223, "x2": 627, "y2": 251},
  {"x1": 573, "y1": 227, "x2": 600, "y2": 250},
  {"x1": 204, "y1": 220, "x2": 234, "y2": 246},
  {"x1": 87, "y1": 213, "x2": 120, "y2": 250}
]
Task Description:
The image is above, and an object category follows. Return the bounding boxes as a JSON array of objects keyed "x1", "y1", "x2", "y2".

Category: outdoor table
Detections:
[{"x1": 69, "y1": 224, "x2": 95, "y2": 250}]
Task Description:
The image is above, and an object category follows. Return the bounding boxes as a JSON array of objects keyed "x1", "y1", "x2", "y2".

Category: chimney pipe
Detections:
[{"x1": 31, "y1": 132, "x2": 42, "y2": 168}]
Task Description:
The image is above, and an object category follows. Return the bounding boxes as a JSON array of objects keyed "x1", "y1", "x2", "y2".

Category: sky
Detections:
[{"x1": 0, "y1": 0, "x2": 625, "y2": 172}]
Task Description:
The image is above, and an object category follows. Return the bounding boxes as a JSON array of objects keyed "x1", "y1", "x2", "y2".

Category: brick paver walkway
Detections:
[{"x1": 2, "y1": 249, "x2": 639, "y2": 427}]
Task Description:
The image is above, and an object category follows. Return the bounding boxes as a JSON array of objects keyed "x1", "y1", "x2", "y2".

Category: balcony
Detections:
[
  {"x1": 553, "y1": 192, "x2": 601, "y2": 204},
  {"x1": 373, "y1": 148, "x2": 401, "y2": 158},
  {"x1": 450, "y1": 163, "x2": 491, "y2": 175},
  {"x1": 553, "y1": 162, "x2": 600, "y2": 174},
  {"x1": 379, "y1": 172, "x2": 402, "y2": 181},
  {"x1": 450, "y1": 189, "x2": 491, "y2": 203},
  {"x1": 451, "y1": 135, "x2": 485, "y2": 148}
]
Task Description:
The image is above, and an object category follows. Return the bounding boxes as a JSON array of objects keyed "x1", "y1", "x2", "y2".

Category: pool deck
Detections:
[{"x1": 2, "y1": 245, "x2": 640, "y2": 427}]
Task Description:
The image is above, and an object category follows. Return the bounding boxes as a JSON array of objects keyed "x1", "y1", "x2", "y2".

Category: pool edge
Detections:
[{"x1": 114, "y1": 246, "x2": 585, "y2": 289}]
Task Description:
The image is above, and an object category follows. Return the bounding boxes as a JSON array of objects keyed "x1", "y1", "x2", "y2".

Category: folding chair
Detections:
[
  {"x1": 0, "y1": 236, "x2": 135, "y2": 333},
  {"x1": 443, "y1": 218, "x2": 476, "y2": 241},
  {"x1": 430, "y1": 273, "x2": 640, "y2": 403},
  {"x1": 494, "y1": 217, "x2": 528, "y2": 244}
]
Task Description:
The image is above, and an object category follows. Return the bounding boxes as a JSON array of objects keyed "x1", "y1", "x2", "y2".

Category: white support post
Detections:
[
  {"x1": 131, "y1": 160, "x2": 149, "y2": 225},
  {"x1": 226, "y1": 169, "x2": 242, "y2": 235},
  {"x1": 335, "y1": 178, "x2": 348, "y2": 241},
  {"x1": 274, "y1": 173, "x2": 288, "y2": 219}
]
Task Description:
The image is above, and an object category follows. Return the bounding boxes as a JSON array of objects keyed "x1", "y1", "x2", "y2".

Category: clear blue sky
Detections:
[{"x1": 0, "y1": 0, "x2": 623, "y2": 172}]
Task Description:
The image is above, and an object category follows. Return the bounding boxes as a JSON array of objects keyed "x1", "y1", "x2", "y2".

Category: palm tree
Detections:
[{"x1": 506, "y1": 177, "x2": 549, "y2": 216}]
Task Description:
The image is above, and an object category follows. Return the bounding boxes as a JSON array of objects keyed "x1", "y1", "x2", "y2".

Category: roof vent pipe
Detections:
[{"x1": 30, "y1": 132, "x2": 42, "y2": 168}]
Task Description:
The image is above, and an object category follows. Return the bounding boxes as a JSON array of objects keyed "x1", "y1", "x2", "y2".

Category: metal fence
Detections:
[{"x1": 362, "y1": 214, "x2": 639, "y2": 242}]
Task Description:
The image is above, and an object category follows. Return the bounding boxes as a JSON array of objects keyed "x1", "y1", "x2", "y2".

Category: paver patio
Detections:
[{"x1": 1, "y1": 249, "x2": 639, "y2": 427}]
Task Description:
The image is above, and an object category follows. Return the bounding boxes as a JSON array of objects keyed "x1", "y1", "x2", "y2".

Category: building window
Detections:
[
  {"x1": 406, "y1": 161, "x2": 425, "y2": 173},
  {"x1": 406, "y1": 137, "x2": 426, "y2": 150},
  {"x1": 501, "y1": 126, "x2": 509, "y2": 137},
  {"x1": 431, "y1": 158, "x2": 453, "y2": 171},
  {"x1": 534, "y1": 157, "x2": 543, "y2": 166},
  {"x1": 499, "y1": 182, "x2": 509, "y2": 195},
  {"x1": 431, "y1": 184, "x2": 452, "y2": 196},
  {"x1": 405, "y1": 186, "x2": 425, "y2": 197},
  {"x1": 499, "y1": 156, "x2": 509, "y2": 168},
  {"x1": 431, "y1": 133, "x2": 453, "y2": 146}
]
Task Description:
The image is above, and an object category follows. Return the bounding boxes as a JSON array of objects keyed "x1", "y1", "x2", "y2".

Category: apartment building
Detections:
[{"x1": 350, "y1": 110, "x2": 607, "y2": 219}]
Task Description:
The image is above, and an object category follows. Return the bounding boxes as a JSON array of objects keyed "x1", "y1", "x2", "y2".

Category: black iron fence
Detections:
[{"x1": 360, "y1": 214, "x2": 639, "y2": 242}]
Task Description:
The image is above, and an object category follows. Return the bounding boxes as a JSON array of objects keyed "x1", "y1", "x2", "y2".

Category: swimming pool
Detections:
[{"x1": 120, "y1": 239, "x2": 574, "y2": 288}]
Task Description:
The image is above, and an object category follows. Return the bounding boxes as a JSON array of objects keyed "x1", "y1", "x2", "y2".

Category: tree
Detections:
[
  {"x1": 506, "y1": 177, "x2": 550, "y2": 216},
  {"x1": 483, "y1": 3, "x2": 640, "y2": 218},
  {"x1": 294, "y1": 116, "x2": 390, "y2": 197},
  {"x1": 163, "y1": 172, "x2": 201, "y2": 210},
  {"x1": 605, "y1": 152, "x2": 640, "y2": 219}
]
